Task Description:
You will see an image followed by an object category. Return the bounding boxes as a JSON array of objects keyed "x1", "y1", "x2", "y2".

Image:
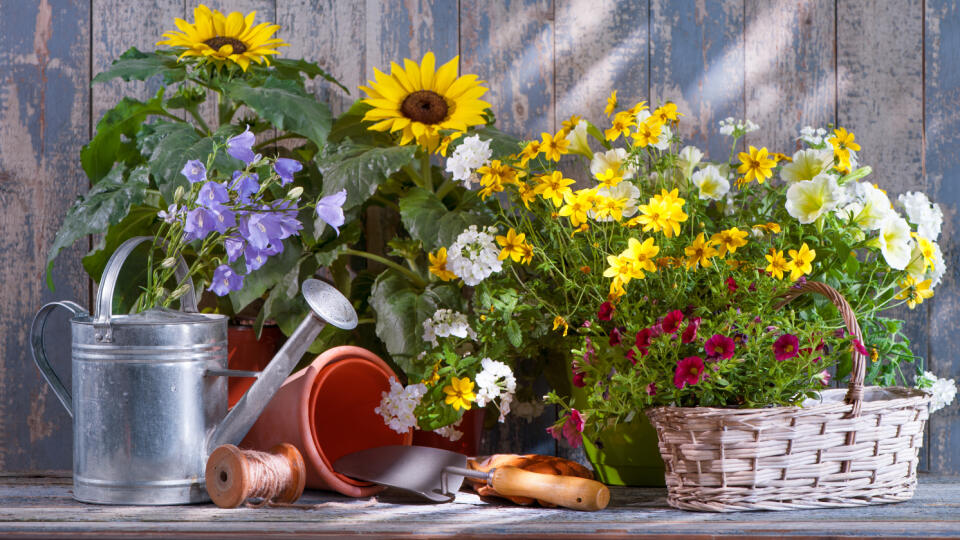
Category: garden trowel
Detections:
[{"x1": 333, "y1": 445, "x2": 610, "y2": 511}]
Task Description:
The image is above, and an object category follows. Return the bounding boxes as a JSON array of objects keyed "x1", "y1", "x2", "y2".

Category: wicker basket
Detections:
[{"x1": 646, "y1": 281, "x2": 931, "y2": 512}]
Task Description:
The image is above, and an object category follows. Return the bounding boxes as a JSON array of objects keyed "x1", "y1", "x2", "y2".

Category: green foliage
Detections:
[
  {"x1": 316, "y1": 139, "x2": 418, "y2": 210},
  {"x1": 223, "y1": 76, "x2": 332, "y2": 149}
]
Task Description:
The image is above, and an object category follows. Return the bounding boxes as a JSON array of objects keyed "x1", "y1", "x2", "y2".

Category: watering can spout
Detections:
[{"x1": 208, "y1": 279, "x2": 358, "y2": 452}]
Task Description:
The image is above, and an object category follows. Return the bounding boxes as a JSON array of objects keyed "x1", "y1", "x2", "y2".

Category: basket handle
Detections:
[{"x1": 774, "y1": 281, "x2": 866, "y2": 419}]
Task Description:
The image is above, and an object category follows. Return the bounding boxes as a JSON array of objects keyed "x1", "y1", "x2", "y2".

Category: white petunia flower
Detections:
[
  {"x1": 899, "y1": 191, "x2": 943, "y2": 241},
  {"x1": 590, "y1": 148, "x2": 635, "y2": 180},
  {"x1": 433, "y1": 417, "x2": 464, "y2": 442},
  {"x1": 446, "y1": 225, "x2": 503, "y2": 286},
  {"x1": 931, "y1": 242, "x2": 946, "y2": 288},
  {"x1": 473, "y1": 357, "x2": 517, "y2": 422},
  {"x1": 781, "y1": 148, "x2": 834, "y2": 183},
  {"x1": 876, "y1": 215, "x2": 914, "y2": 270},
  {"x1": 838, "y1": 182, "x2": 894, "y2": 230},
  {"x1": 785, "y1": 173, "x2": 843, "y2": 224},
  {"x1": 375, "y1": 379, "x2": 427, "y2": 434},
  {"x1": 691, "y1": 165, "x2": 730, "y2": 201},
  {"x1": 445, "y1": 135, "x2": 492, "y2": 187},
  {"x1": 565, "y1": 120, "x2": 592, "y2": 158},
  {"x1": 592, "y1": 182, "x2": 640, "y2": 221},
  {"x1": 917, "y1": 371, "x2": 957, "y2": 413},
  {"x1": 677, "y1": 145, "x2": 704, "y2": 179},
  {"x1": 422, "y1": 309, "x2": 476, "y2": 346}
]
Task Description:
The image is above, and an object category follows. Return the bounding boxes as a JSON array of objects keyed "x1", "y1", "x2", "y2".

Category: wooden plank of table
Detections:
[
  {"x1": 0, "y1": 0, "x2": 90, "y2": 475},
  {"x1": 0, "y1": 476, "x2": 957, "y2": 538},
  {"x1": 744, "y1": 0, "x2": 835, "y2": 152},
  {"x1": 650, "y1": 0, "x2": 745, "y2": 161},
  {"x1": 925, "y1": 0, "x2": 960, "y2": 476}
]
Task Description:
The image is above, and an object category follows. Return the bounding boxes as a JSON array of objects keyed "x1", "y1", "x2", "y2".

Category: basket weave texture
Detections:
[{"x1": 645, "y1": 282, "x2": 931, "y2": 512}]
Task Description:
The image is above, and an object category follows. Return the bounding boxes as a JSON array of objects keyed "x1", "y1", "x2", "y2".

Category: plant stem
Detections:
[
  {"x1": 255, "y1": 133, "x2": 305, "y2": 150},
  {"x1": 187, "y1": 106, "x2": 212, "y2": 136},
  {"x1": 421, "y1": 151, "x2": 433, "y2": 191},
  {"x1": 434, "y1": 179, "x2": 457, "y2": 200},
  {"x1": 344, "y1": 248, "x2": 427, "y2": 288}
]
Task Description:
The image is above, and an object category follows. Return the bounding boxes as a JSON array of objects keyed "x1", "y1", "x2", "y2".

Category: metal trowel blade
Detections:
[{"x1": 333, "y1": 445, "x2": 468, "y2": 503}]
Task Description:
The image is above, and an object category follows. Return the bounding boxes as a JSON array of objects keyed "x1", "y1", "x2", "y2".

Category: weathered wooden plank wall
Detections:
[{"x1": 0, "y1": 0, "x2": 957, "y2": 474}]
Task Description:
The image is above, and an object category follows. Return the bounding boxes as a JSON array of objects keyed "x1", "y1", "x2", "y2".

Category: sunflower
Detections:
[
  {"x1": 359, "y1": 52, "x2": 491, "y2": 152},
  {"x1": 157, "y1": 4, "x2": 287, "y2": 71}
]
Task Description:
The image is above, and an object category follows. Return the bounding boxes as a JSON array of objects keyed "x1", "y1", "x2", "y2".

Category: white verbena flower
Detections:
[
  {"x1": 917, "y1": 371, "x2": 957, "y2": 413},
  {"x1": 691, "y1": 165, "x2": 730, "y2": 201},
  {"x1": 592, "y1": 182, "x2": 640, "y2": 221},
  {"x1": 433, "y1": 417, "x2": 464, "y2": 442},
  {"x1": 445, "y1": 135, "x2": 492, "y2": 187},
  {"x1": 677, "y1": 145, "x2": 704, "y2": 179},
  {"x1": 473, "y1": 357, "x2": 517, "y2": 422},
  {"x1": 565, "y1": 120, "x2": 592, "y2": 158},
  {"x1": 876, "y1": 215, "x2": 914, "y2": 270},
  {"x1": 798, "y1": 126, "x2": 829, "y2": 147},
  {"x1": 781, "y1": 148, "x2": 833, "y2": 183},
  {"x1": 590, "y1": 148, "x2": 635, "y2": 180},
  {"x1": 446, "y1": 225, "x2": 503, "y2": 286},
  {"x1": 785, "y1": 173, "x2": 843, "y2": 224},
  {"x1": 422, "y1": 309, "x2": 476, "y2": 346},
  {"x1": 375, "y1": 379, "x2": 427, "y2": 434},
  {"x1": 899, "y1": 191, "x2": 943, "y2": 241},
  {"x1": 719, "y1": 117, "x2": 758, "y2": 137}
]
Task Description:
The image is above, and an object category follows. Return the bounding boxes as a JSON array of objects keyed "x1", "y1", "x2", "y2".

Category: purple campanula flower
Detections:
[
  {"x1": 243, "y1": 212, "x2": 284, "y2": 250},
  {"x1": 157, "y1": 203, "x2": 181, "y2": 224},
  {"x1": 180, "y1": 160, "x2": 207, "y2": 184},
  {"x1": 208, "y1": 204, "x2": 236, "y2": 234},
  {"x1": 197, "y1": 181, "x2": 230, "y2": 208},
  {"x1": 224, "y1": 236, "x2": 244, "y2": 263},
  {"x1": 274, "y1": 158, "x2": 303, "y2": 186},
  {"x1": 244, "y1": 243, "x2": 269, "y2": 273},
  {"x1": 209, "y1": 264, "x2": 245, "y2": 296},
  {"x1": 316, "y1": 189, "x2": 347, "y2": 236},
  {"x1": 183, "y1": 207, "x2": 216, "y2": 242},
  {"x1": 231, "y1": 171, "x2": 260, "y2": 203},
  {"x1": 227, "y1": 126, "x2": 257, "y2": 164}
]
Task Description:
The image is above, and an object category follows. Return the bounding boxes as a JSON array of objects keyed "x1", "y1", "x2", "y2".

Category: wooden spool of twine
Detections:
[{"x1": 206, "y1": 443, "x2": 306, "y2": 508}]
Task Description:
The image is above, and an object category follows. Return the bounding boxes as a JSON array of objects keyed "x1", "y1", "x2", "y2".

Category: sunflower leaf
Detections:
[
  {"x1": 399, "y1": 187, "x2": 489, "y2": 251},
  {"x1": 224, "y1": 76, "x2": 332, "y2": 149},
  {"x1": 92, "y1": 47, "x2": 186, "y2": 85},
  {"x1": 82, "y1": 90, "x2": 170, "y2": 182},
  {"x1": 317, "y1": 138, "x2": 417, "y2": 210},
  {"x1": 270, "y1": 58, "x2": 349, "y2": 94},
  {"x1": 138, "y1": 122, "x2": 241, "y2": 202}
]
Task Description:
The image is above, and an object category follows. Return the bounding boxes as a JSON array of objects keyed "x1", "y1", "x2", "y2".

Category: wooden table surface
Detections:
[{"x1": 1, "y1": 474, "x2": 958, "y2": 539}]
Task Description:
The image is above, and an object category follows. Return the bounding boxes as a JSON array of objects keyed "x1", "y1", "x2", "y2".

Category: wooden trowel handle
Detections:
[{"x1": 490, "y1": 466, "x2": 610, "y2": 511}]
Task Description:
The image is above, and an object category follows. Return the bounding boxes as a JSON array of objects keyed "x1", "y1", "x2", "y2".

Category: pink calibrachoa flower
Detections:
[
  {"x1": 635, "y1": 328, "x2": 652, "y2": 355},
  {"x1": 851, "y1": 338, "x2": 868, "y2": 356},
  {"x1": 726, "y1": 277, "x2": 738, "y2": 292},
  {"x1": 598, "y1": 301, "x2": 615, "y2": 321},
  {"x1": 661, "y1": 310, "x2": 684, "y2": 334},
  {"x1": 609, "y1": 327, "x2": 624, "y2": 346},
  {"x1": 625, "y1": 349, "x2": 637, "y2": 365},
  {"x1": 704, "y1": 334, "x2": 735, "y2": 359},
  {"x1": 547, "y1": 409, "x2": 585, "y2": 448},
  {"x1": 681, "y1": 317, "x2": 701, "y2": 344},
  {"x1": 674, "y1": 356, "x2": 706, "y2": 389},
  {"x1": 572, "y1": 370, "x2": 586, "y2": 388},
  {"x1": 773, "y1": 334, "x2": 800, "y2": 361},
  {"x1": 815, "y1": 370, "x2": 831, "y2": 387},
  {"x1": 646, "y1": 382, "x2": 657, "y2": 396}
]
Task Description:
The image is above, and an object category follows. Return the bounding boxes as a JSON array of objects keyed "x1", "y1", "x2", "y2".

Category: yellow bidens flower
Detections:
[
  {"x1": 516, "y1": 183, "x2": 537, "y2": 209},
  {"x1": 896, "y1": 276, "x2": 934, "y2": 309},
  {"x1": 443, "y1": 377, "x2": 476, "y2": 411},
  {"x1": 540, "y1": 131, "x2": 571, "y2": 161},
  {"x1": 605, "y1": 111, "x2": 636, "y2": 142},
  {"x1": 593, "y1": 195, "x2": 627, "y2": 222},
  {"x1": 630, "y1": 117, "x2": 665, "y2": 148},
  {"x1": 604, "y1": 237, "x2": 659, "y2": 287},
  {"x1": 604, "y1": 90, "x2": 618, "y2": 117},
  {"x1": 359, "y1": 52, "x2": 490, "y2": 152},
  {"x1": 752, "y1": 222, "x2": 782, "y2": 234},
  {"x1": 559, "y1": 190, "x2": 595, "y2": 227},
  {"x1": 534, "y1": 171, "x2": 576, "y2": 207},
  {"x1": 684, "y1": 232, "x2": 719, "y2": 269},
  {"x1": 437, "y1": 132, "x2": 462, "y2": 156},
  {"x1": 914, "y1": 234, "x2": 937, "y2": 271},
  {"x1": 636, "y1": 189, "x2": 688, "y2": 238},
  {"x1": 519, "y1": 140, "x2": 541, "y2": 166},
  {"x1": 710, "y1": 227, "x2": 749, "y2": 257},
  {"x1": 496, "y1": 229, "x2": 532, "y2": 263},
  {"x1": 157, "y1": 4, "x2": 288, "y2": 71},
  {"x1": 736, "y1": 146, "x2": 776, "y2": 186},
  {"x1": 561, "y1": 114, "x2": 582, "y2": 133},
  {"x1": 476, "y1": 160, "x2": 520, "y2": 199},
  {"x1": 828, "y1": 127, "x2": 861, "y2": 173},
  {"x1": 653, "y1": 102, "x2": 682, "y2": 123},
  {"x1": 765, "y1": 248, "x2": 790, "y2": 280},
  {"x1": 552, "y1": 316, "x2": 570, "y2": 336},
  {"x1": 595, "y1": 168, "x2": 623, "y2": 188},
  {"x1": 787, "y1": 242, "x2": 816, "y2": 280},
  {"x1": 428, "y1": 247, "x2": 457, "y2": 281}
]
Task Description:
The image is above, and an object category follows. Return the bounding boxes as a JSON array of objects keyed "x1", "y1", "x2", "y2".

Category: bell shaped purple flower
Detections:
[
  {"x1": 208, "y1": 204, "x2": 236, "y2": 234},
  {"x1": 197, "y1": 181, "x2": 230, "y2": 208},
  {"x1": 274, "y1": 158, "x2": 303, "y2": 186},
  {"x1": 224, "y1": 236, "x2": 244, "y2": 263},
  {"x1": 183, "y1": 207, "x2": 216, "y2": 242},
  {"x1": 242, "y1": 212, "x2": 284, "y2": 250},
  {"x1": 181, "y1": 160, "x2": 207, "y2": 184},
  {"x1": 226, "y1": 127, "x2": 258, "y2": 165},
  {"x1": 209, "y1": 264, "x2": 245, "y2": 296},
  {"x1": 230, "y1": 171, "x2": 260, "y2": 203},
  {"x1": 244, "y1": 243, "x2": 270, "y2": 273},
  {"x1": 316, "y1": 189, "x2": 347, "y2": 236}
]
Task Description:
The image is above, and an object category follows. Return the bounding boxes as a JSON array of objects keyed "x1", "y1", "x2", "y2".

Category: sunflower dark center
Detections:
[
  {"x1": 204, "y1": 36, "x2": 247, "y2": 55},
  {"x1": 401, "y1": 90, "x2": 448, "y2": 124}
]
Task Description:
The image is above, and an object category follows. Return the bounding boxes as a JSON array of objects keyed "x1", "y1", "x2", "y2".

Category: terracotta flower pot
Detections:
[
  {"x1": 227, "y1": 325, "x2": 284, "y2": 408},
  {"x1": 241, "y1": 346, "x2": 412, "y2": 497},
  {"x1": 412, "y1": 408, "x2": 485, "y2": 456}
]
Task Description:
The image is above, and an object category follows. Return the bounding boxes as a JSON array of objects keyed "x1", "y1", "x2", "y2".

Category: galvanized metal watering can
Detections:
[{"x1": 30, "y1": 236, "x2": 358, "y2": 505}]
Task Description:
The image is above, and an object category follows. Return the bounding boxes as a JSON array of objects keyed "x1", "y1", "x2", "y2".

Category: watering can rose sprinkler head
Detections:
[{"x1": 207, "y1": 278, "x2": 358, "y2": 452}]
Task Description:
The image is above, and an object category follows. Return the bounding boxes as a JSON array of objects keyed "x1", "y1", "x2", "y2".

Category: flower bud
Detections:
[
  {"x1": 160, "y1": 257, "x2": 177, "y2": 269},
  {"x1": 286, "y1": 186, "x2": 304, "y2": 200},
  {"x1": 174, "y1": 186, "x2": 185, "y2": 203},
  {"x1": 169, "y1": 284, "x2": 191, "y2": 301}
]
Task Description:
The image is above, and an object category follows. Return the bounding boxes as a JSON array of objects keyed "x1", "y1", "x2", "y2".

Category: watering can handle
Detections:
[
  {"x1": 93, "y1": 236, "x2": 197, "y2": 342},
  {"x1": 30, "y1": 301, "x2": 88, "y2": 418}
]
